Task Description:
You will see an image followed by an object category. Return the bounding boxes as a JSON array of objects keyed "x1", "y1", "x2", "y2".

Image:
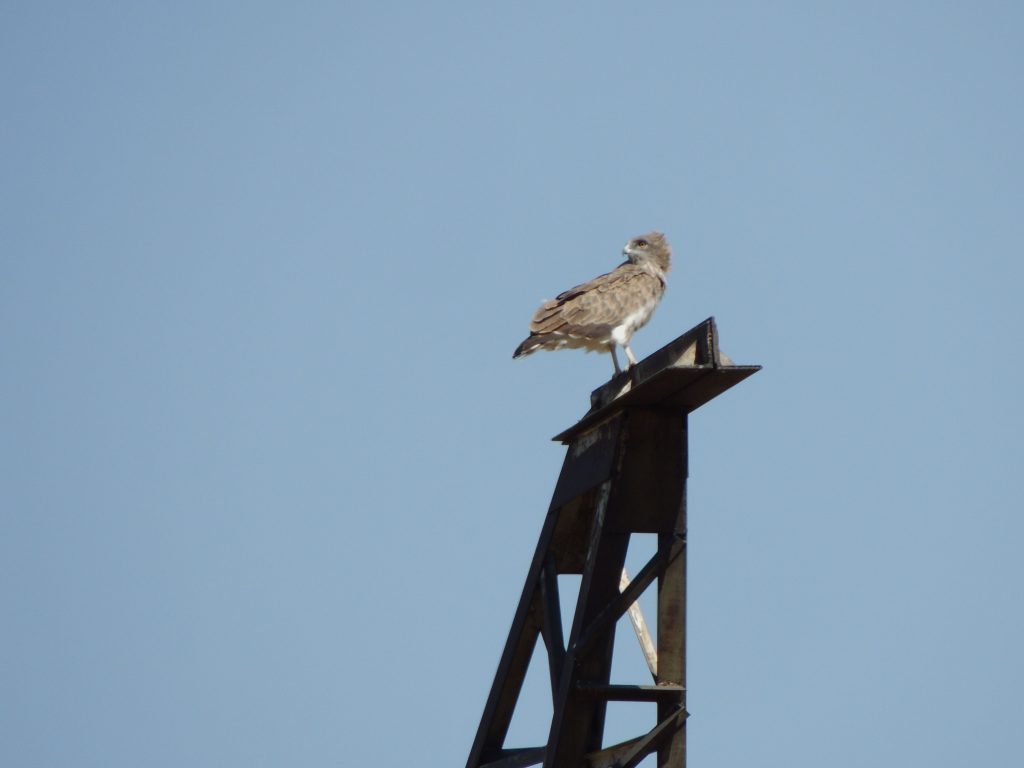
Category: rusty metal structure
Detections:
[{"x1": 467, "y1": 318, "x2": 759, "y2": 768}]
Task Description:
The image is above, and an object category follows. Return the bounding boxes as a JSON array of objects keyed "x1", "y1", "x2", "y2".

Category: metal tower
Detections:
[{"x1": 466, "y1": 318, "x2": 759, "y2": 768}]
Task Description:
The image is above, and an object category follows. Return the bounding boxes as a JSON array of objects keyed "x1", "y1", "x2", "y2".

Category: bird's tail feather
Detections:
[
  {"x1": 513, "y1": 337, "x2": 538, "y2": 358},
  {"x1": 514, "y1": 333, "x2": 576, "y2": 358}
]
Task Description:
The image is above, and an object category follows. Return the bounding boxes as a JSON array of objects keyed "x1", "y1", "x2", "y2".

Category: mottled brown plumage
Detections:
[{"x1": 513, "y1": 232, "x2": 671, "y2": 373}]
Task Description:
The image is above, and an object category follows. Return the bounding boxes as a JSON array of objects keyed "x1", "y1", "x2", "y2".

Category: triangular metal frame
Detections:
[{"x1": 467, "y1": 318, "x2": 759, "y2": 768}]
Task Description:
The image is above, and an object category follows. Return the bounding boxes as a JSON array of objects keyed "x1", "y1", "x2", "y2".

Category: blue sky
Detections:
[{"x1": 2, "y1": 2, "x2": 1022, "y2": 766}]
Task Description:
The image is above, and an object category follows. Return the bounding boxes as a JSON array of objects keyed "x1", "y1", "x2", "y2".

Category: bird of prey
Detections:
[{"x1": 513, "y1": 232, "x2": 671, "y2": 374}]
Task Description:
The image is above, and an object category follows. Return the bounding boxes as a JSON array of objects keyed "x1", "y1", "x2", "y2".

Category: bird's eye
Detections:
[{"x1": 635, "y1": 239, "x2": 649, "y2": 248}]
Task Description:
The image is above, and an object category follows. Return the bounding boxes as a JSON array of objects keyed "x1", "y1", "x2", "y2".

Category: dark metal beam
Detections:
[
  {"x1": 575, "y1": 684, "x2": 685, "y2": 702},
  {"x1": 572, "y1": 536, "x2": 679, "y2": 659},
  {"x1": 553, "y1": 317, "x2": 760, "y2": 444},
  {"x1": 465, "y1": 511, "x2": 558, "y2": 767},
  {"x1": 618, "y1": 708, "x2": 689, "y2": 768},
  {"x1": 539, "y1": 558, "x2": 565, "y2": 700},
  {"x1": 466, "y1": 320, "x2": 759, "y2": 768}
]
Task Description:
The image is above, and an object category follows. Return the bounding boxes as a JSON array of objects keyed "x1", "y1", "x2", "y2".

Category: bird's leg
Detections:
[
  {"x1": 624, "y1": 344, "x2": 638, "y2": 368},
  {"x1": 610, "y1": 347, "x2": 622, "y2": 374}
]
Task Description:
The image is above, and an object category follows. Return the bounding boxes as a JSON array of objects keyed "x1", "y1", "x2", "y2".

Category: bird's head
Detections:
[{"x1": 623, "y1": 231, "x2": 671, "y2": 273}]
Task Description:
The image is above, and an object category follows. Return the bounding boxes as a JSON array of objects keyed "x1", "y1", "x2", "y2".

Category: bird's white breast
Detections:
[{"x1": 611, "y1": 298, "x2": 659, "y2": 345}]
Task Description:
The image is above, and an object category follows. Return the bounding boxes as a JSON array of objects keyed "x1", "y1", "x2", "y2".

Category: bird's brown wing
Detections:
[{"x1": 528, "y1": 264, "x2": 662, "y2": 337}]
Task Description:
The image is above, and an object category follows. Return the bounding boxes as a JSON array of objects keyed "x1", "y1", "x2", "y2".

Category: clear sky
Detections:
[{"x1": 2, "y1": 2, "x2": 1022, "y2": 766}]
